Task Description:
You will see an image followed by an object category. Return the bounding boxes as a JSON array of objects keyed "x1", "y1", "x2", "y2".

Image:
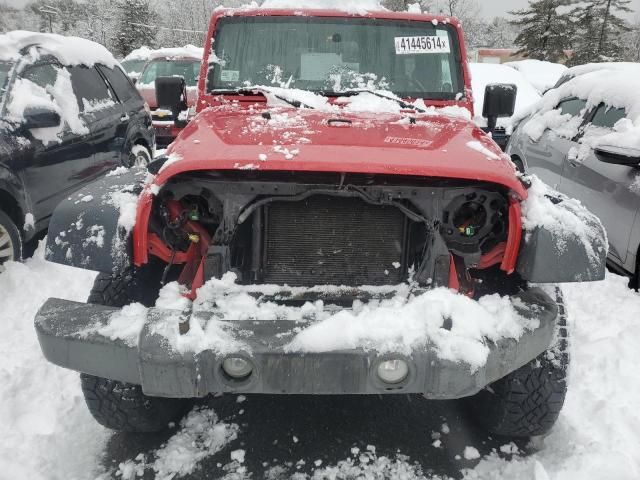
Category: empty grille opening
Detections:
[{"x1": 263, "y1": 196, "x2": 408, "y2": 287}]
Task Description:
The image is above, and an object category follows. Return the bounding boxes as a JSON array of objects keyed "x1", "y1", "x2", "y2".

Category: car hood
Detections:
[{"x1": 158, "y1": 106, "x2": 525, "y2": 198}]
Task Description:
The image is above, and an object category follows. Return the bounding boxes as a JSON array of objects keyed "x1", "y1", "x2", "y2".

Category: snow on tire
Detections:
[
  {"x1": 127, "y1": 144, "x2": 152, "y2": 168},
  {"x1": 464, "y1": 287, "x2": 569, "y2": 438}
]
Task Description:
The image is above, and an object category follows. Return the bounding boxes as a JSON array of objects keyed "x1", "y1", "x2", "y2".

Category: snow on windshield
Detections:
[
  {"x1": 520, "y1": 68, "x2": 640, "y2": 156},
  {"x1": 209, "y1": 16, "x2": 463, "y2": 101},
  {"x1": 260, "y1": 0, "x2": 386, "y2": 14}
]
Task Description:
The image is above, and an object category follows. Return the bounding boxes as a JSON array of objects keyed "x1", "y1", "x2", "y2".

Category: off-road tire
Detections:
[
  {"x1": 465, "y1": 287, "x2": 569, "y2": 438},
  {"x1": 0, "y1": 209, "x2": 22, "y2": 271},
  {"x1": 80, "y1": 374, "x2": 190, "y2": 433},
  {"x1": 83, "y1": 265, "x2": 190, "y2": 432}
]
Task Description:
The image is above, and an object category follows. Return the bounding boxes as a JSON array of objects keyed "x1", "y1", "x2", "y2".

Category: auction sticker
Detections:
[{"x1": 394, "y1": 36, "x2": 450, "y2": 54}]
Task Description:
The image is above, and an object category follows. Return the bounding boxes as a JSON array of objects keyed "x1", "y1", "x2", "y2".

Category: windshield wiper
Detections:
[
  {"x1": 323, "y1": 88, "x2": 428, "y2": 114},
  {"x1": 210, "y1": 87, "x2": 315, "y2": 110}
]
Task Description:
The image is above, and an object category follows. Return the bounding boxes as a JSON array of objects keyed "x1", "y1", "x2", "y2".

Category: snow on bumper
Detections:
[{"x1": 34, "y1": 288, "x2": 558, "y2": 399}]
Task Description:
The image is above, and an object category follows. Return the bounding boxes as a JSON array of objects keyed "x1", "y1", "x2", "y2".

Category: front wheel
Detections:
[
  {"x1": 464, "y1": 288, "x2": 569, "y2": 438},
  {"x1": 82, "y1": 265, "x2": 190, "y2": 432},
  {"x1": 126, "y1": 144, "x2": 152, "y2": 168},
  {"x1": 0, "y1": 209, "x2": 22, "y2": 272}
]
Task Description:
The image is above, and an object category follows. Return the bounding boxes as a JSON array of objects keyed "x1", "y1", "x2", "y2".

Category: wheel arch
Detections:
[{"x1": 0, "y1": 188, "x2": 24, "y2": 231}]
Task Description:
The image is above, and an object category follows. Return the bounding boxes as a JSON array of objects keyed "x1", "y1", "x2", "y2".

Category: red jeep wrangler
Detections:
[{"x1": 36, "y1": 8, "x2": 606, "y2": 437}]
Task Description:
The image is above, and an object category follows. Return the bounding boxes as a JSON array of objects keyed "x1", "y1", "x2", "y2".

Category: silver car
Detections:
[{"x1": 507, "y1": 71, "x2": 640, "y2": 287}]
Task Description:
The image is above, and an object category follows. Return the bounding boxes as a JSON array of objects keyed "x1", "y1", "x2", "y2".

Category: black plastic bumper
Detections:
[{"x1": 35, "y1": 288, "x2": 558, "y2": 399}]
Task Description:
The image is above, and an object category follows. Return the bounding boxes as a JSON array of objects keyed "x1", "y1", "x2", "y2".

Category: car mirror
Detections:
[
  {"x1": 483, "y1": 83, "x2": 517, "y2": 132},
  {"x1": 594, "y1": 145, "x2": 640, "y2": 167},
  {"x1": 155, "y1": 76, "x2": 187, "y2": 122},
  {"x1": 23, "y1": 107, "x2": 61, "y2": 129}
]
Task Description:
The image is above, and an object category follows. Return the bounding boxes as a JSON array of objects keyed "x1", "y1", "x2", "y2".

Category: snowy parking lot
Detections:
[{"x1": 1, "y1": 245, "x2": 639, "y2": 479}]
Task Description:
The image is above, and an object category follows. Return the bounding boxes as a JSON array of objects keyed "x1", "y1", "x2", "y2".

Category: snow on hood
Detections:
[
  {"x1": 259, "y1": 0, "x2": 387, "y2": 14},
  {"x1": 504, "y1": 59, "x2": 567, "y2": 93},
  {"x1": 562, "y1": 61, "x2": 640, "y2": 79},
  {"x1": 520, "y1": 68, "x2": 640, "y2": 155},
  {"x1": 0, "y1": 30, "x2": 117, "y2": 67},
  {"x1": 469, "y1": 63, "x2": 541, "y2": 131},
  {"x1": 123, "y1": 46, "x2": 153, "y2": 62}
]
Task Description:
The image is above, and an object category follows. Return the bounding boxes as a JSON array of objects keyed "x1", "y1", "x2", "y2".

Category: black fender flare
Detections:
[
  {"x1": 46, "y1": 168, "x2": 147, "y2": 273},
  {"x1": 0, "y1": 169, "x2": 31, "y2": 234}
]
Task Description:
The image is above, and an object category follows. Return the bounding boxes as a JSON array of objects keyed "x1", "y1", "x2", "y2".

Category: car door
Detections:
[
  {"x1": 560, "y1": 104, "x2": 640, "y2": 267},
  {"x1": 15, "y1": 61, "x2": 95, "y2": 222},
  {"x1": 97, "y1": 64, "x2": 151, "y2": 164},
  {"x1": 68, "y1": 65, "x2": 125, "y2": 176},
  {"x1": 522, "y1": 97, "x2": 587, "y2": 190}
]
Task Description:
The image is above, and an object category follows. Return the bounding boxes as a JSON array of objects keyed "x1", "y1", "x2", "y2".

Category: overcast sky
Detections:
[{"x1": 5, "y1": 0, "x2": 640, "y2": 19}]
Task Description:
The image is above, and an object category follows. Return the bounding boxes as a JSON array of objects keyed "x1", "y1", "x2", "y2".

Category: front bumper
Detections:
[{"x1": 35, "y1": 288, "x2": 558, "y2": 399}]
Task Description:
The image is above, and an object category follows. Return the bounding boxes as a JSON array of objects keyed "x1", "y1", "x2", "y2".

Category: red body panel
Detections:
[{"x1": 133, "y1": 8, "x2": 526, "y2": 274}]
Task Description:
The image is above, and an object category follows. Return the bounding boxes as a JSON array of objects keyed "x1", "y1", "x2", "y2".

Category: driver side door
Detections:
[{"x1": 560, "y1": 104, "x2": 640, "y2": 268}]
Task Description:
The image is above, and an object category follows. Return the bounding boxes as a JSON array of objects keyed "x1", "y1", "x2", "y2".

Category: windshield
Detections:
[
  {"x1": 208, "y1": 16, "x2": 463, "y2": 100},
  {"x1": 121, "y1": 59, "x2": 147, "y2": 74},
  {"x1": 0, "y1": 62, "x2": 12, "y2": 105},
  {"x1": 139, "y1": 59, "x2": 200, "y2": 87}
]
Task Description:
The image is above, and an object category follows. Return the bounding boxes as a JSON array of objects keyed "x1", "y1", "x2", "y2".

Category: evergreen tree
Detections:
[
  {"x1": 509, "y1": 0, "x2": 574, "y2": 62},
  {"x1": 569, "y1": 0, "x2": 632, "y2": 64},
  {"x1": 114, "y1": 0, "x2": 157, "y2": 58}
]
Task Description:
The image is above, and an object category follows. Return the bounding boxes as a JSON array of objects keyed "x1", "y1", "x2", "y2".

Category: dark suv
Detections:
[{"x1": 0, "y1": 33, "x2": 155, "y2": 269}]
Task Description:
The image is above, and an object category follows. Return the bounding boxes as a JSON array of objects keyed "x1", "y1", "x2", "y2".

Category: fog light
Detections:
[
  {"x1": 377, "y1": 359, "x2": 409, "y2": 384},
  {"x1": 222, "y1": 357, "x2": 253, "y2": 379}
]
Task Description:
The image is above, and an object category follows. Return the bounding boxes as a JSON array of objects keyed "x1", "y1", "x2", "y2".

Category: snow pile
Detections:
[
  {"x1": 260, "y1": 0, "x2": 387, "y2": 14},
  {"x1": 94, "y1": 303, "x2": 148, "y2": 347},
  {"x1": 520, "y1": 68, "x2": 640, "y2": 153},
  {"x1": 150, "y1": 273, "x2": 539, "y2": 371},
  {"x1": 284, "y1": 288, "x2": 538, "y2": 369},
  {"x1": 504, "y1": 60, "x2": 567, "y2": 93},
  {"x1": 105, "y1": 185, "x2": 139, "y2": 232},
  {"x1": 468, "y1": 63, "x2": 541, "y2": 130},
  {"x1": 5, "y1": 67, "x2": 88, "y2": 144},
  {"x1": 521, "y1": 175, "x2": 607, "y2": 264},
  {"x1": 123, "y1": 45, "x2": 153, "y2": 61},
  {"x1": 311, "y1": 450, "x2": 432, "y2": 479},
  {"x1": 463, "y1": 274, "x2": 640, "y2": 480},
  {"x1": 0, "y1": 30, "x2": 117, "y2": 67},
  {"x1": 114, "y1": 407, "x2": 239, "y2": 480},
  {"x1": 560, "y1": 61, "x2": 640, "y2": 82},
  {"x1": 144, "y1": 44, "x2": 204, "y2": 61},
  {"x1": 0, "y1": 245, "x2": 107, "y2": 479}
]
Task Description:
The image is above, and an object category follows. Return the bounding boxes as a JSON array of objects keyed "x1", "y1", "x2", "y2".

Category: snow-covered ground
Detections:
[{"x1": 1, "y1": 245, "x2": 639, "y2": 479}]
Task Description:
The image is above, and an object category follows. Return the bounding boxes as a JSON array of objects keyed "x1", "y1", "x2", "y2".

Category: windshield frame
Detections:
[{"x1": 198, "y1": 9, "x2": 472, "y2": 112}]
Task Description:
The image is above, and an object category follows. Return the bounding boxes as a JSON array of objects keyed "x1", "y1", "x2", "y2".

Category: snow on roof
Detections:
[
  {"x1": 0, "y1": 30, "x2": 117, "y2": 67},
  {"x1": 504, "y1": 59, "x2": 567, "y2": 94},
  {"x1": 259, "y1": 0, "x2": 387, "y2": 14},
  {"x1": 521, "y1": 68, "x2": 640, "y2": 152},
  {"x1": 562, "y1": 61, "x2": 640, "y2": 80},
  {"x1": 469, "y1": 62, "x2": 541, "y2": 130},
  {"x1": 134, "y1": 45, "x2": 204, "y2": 62},
  {"x1": 122, "y1": 46, "x2": 153, "y2": 62}
]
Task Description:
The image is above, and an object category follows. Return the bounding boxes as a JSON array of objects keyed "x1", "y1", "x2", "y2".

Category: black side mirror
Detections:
[
  {"x1": 155, "y1": 76, "x2": 188, "y2": 127},
  {"x1": 483, "y1": 83, "x2": 517, "y2": 132},
  {"x1": 23, "y1": 107, "x2": 61, "y2": 129},
  {"x1": 594, "y1": 145, "x2": 640, "y2": 167}
]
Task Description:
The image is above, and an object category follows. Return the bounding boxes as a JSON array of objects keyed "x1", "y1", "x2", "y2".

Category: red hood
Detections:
[{"x1": 157, "y1": 105, "x2": 525, "y2": 198}]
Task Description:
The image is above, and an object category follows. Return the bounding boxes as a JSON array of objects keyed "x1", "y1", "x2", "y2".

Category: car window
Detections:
[
  {"x1": 140, "y1": 60, "x2": 200, "y2": 87},
  {"x1": 590, "y1": 104, "x2": 626, "y2": 129},
  {"x1": 19, "y1": 63, "x2": 59, "y2": 89},
  {"x1": 557, "y1": 98, "x2": 587, "y2": 118},
  {"x1": 67, "y1": 65, "x2": 115, "y2": 113},
  {"x1": 98, "y1": 65, "x2": 137, "y2": 103}
]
